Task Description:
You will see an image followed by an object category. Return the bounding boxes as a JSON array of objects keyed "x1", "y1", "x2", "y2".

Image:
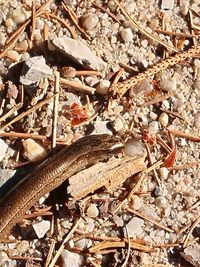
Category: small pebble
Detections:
[
  {"x1": 124, "y1": 139, "x2": 147, "y2": 158},
  {"x1": 16, "y1": 240, "x2": 29, "y2": 254},
  {"x1": 22, "y1": 139, "x2": 48, "y2": 162},
  {"x1": 124, "y1": 217, "x2": 144, "y2": 237},
  {"x1": 86, "y1": 204, "x2": 99, "y2": 218},
  {"x1": 160, "y1": 77, "x2": 177, "y2": 92},
  {"x1": 159, "y1": 112, "x2": 169, "y2": 127},
  {"x1": 81, "y1": 13, "x2": 99, "y2": 31},
  {"x1": 130, "y1": 195, "x2": 142, "y2": 210},
  {"x1": 5, "y1": 18, "x2": 14, "y2": 28},
  {"x1": 12, "y1": 8, "x2": 26, "y2": 24},
  {"x1": 0, "y1": 251, "x2": 16, "y2": 267},
  {"x1": 161, "y1": 100, "x2": 170, "y2": 109},
  {"x1": 96, "y1": 80, "x2": 110, "y2": 95},
  {"x1": 194, "y1": 112, "x2": 200, "y2": 128},
  {"x1": 0, "y1": 139, "x2": 8, "y2": 162},
  {"x1": 6, "y1": 81, "x2": 18, "y2": 99},
  {"x1": 120, "y1": 28, "x2": 134, "y2": 42},
  {"x1": 113, "y1": 117, "x2": 124, "y2": 131},
  {"x1": 60, "y1": 249, "x2": 83, "y2": 267},
  {"x1": 161, "y1": 0, "x2": 174, "y2": 9},
  {"x1": 6, "y1": 50, "x2": 19, "y2": 62},
  {"x1": 159, "y1": 167, "x2": 169, "y2": 180},
  {"x1": 148, "y1": 121, "x2": 159, "y2": 134},
  {"x1": 32, "y1": 220, "x2": 50, "y2": 238},
  {"x1": 155, "y1": 197, "x2": 167, "y2": 208},
  {"x1": 154, "y1": 186, "x2": 163, "y2": 197},
  {"x1": 113, "y1": 215, "x2": 124, "y2": 227}
]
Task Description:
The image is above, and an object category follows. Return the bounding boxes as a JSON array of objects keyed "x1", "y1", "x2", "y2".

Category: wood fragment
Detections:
[
  {"x1": 75, "y1": 70, "x2": 103, "y2": 77},
  {"x1": 68, "y1": 156, "x2": 146, "y2": 200},
  {"x1": 30, "y1": 0, "x2": 36, "y2": 44},
  {"x1": 45, "y1": 239, "x2": 57, "y2": 267},
  {"x1": 126, "y1": 208, "x2": 174, "y2": 233},
  {"x1": 142, "y1": 93, "x2": 174, "y2": 107},
  {"x1": 168, "y1": 161, "x2": 200, "y2": 171}
]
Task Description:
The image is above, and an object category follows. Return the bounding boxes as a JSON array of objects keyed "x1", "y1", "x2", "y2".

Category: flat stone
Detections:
[
  {"x1": 52, "y1": 36, "x2": 107, "y2": 71},
  {"x1": 0, "y1": 138, "x2": 8, "y2": 162},
  {"x1": 20, "y1": 56, "x2": 52, "y2": 85},
  {"x1": 161, "y1": 0, "x2": 174, "y2": 10},
  {"x1": 60, "y1": 249, "x2": 83, "y2": 267},
  {"x1": 0, "y1": 168, "x2": 16, "y2": 187},
  {"x1": 182, "y1": 244, "x2": 200, "y2": 267},
  {"x1": 32, "y1": 220, "x2": 50, "y2": 239},
  {"x1": 124, "y1": 217, "x2": 144, "y2": 237}
]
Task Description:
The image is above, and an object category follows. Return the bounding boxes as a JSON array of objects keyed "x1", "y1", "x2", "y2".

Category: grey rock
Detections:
[
  {"x1": 60, "y1": 249, "x2": 83, "y2": 267},
  {"x1": 124, "y1": 217, "x2": 144, "y2": 237},
  {"x1": 52, "y1": 36, "x2": 107, "y2": 71},
  {"x1": 32, "y1": 220, "x2": 50, "y2": 238},
  {"x1": 161, "y1": 0, "x2": 174, "y2": 9},
  {"x1": 20, "y1": 56, "x2": 52, "y2": 85},
  {"x1": 0, "y1": 168, "x2": 16, "y2": 187},
  {"x1": 0, "y1": 138, "x2": 8, "y2": 162}
]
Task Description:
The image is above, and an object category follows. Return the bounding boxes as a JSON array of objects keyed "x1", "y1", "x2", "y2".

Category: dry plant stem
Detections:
[
  {"x1": 126, "y1": 208, "x2": 174, "y2": 233},
  {"x1": 0, "y1": 93, "x2": 58, "y2": 131},
  {"x1": 60, "y1": 77, "x2": 96, "y2": 94},
  {"x1": 45, "y1": 13, "x2": 77, "y2": 39},
  {"x1": 75, "y1": 70, "x2": 103, "y2": 77},
  {"x1": 49, "y1": 218, "x2": 83, "y2": 267},
  {"x1": 0, "y1": 131, "x2": 71, "y2": 144},
  {"x1": 44, "y1": 24, "x2": 49, "y2": 41},
  {"x1": 21, "y1": 211, "x2": 53, "y2": 220},
  {"x1": 121, "y1": 225, "x2": 131, "y2": 267},
  {"x1": 61, "y1": 2, "x2": 90, "y2": 39},
  {"x1": 45, "y1": 239, "x2": 56, "y2": 267},
  {"x1": 0, "y1": 103, "x2": 23, "y2": 123},
  {"x1": 112, "y1": 45, "x2": 200, "y2": 96},
  {"x1": 92, "y1": 1, "x2": 121, "y2": 23},
  {"x1": 52, "y1": 71, "x2": 60, "y2": 149},
  {"x1": 156, "y1": 135, "x2": 172, "y2": 153},
  {"x1": 167, "y1": 128, "x2": 200, "y2": 142},
  {"x1": 30, "y1": 0, "x2": 36, "y2": 43},
  {"x1": 155, "y1": 28, "x2": 199, "y2": 38},
  {"x1": 187, "y1": 200, "x2": 200, "y2": 211},
  {"x1": 159, "y1": 108, "x2": 185, "y2": 121},
  {"x1": 89, "y1": 240, "x2": 155, "y2": 253},
  {"x1": 113, "y1": 0, "x2": 178, "y2": 52},
  {"x1": 142, "y1": 93, "x2": 174, "y2": 107},
  {"x1": 183, "y1": 217, "x2": 200, "y2": 247},
  {"x1": 145, "y1": 143, "x2": 161, "y2": 186},
  {"x1": 10, "y1": 256, "x2": 42, "y2": 262},
  {"x1": 177, "y1": 222, "x2": 193, "y2": 235},
  {"x1": 168, "y1": 161, "x2": 200, "y2": 171}
]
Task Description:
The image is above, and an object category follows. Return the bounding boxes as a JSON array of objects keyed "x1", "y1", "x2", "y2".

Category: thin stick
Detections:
[
  {"x1": 49, "y1": 218, "x2": 82, "y2": 267},
  {"x1": 142, "y1": 93, "x2": 174, "y2": 107},
  {"x1": 45, "y1": 239, "x2": 57, "y2": 267},
  {"x1": 46, "y1": 13, "x2": 77, "y2": 39},
  {"x1": 167, "y1": 128, "x2": 200, "y2": 142},
  {"x1": 183, "y1": 217, "x2": 200, "y2": 247},
  {"x1": 92, "y1": 2, "x2": 121, "y2": 23},
  {"x1": 0, "y1": 93, "x2": 58, "y2": 131},
  {"x1": 121, "y1": 225, "x2": 131, "y2": 267},
  {"x1": 159, "y1": 108, "x2": 185, "y2": 121},
  {"x1": 30, "y1": 0, "x2": 36, "y2": 43},
  {"x1": 113, "y1": 0, "x2": 178, "y2": 52},
  {"x1": 126, "y1": 208, "x2": 174, "y2": 233},
  {"x1": 168, "y1": 161, "x2": 200, "y2": 171},
  {"x1": 155, "y1": 29, "x2": 199, "y2": 38},
  {"x1": 52, "y1": 71, "x2": 60, "y2": 149},
  {"x1": 60, "y1": 77, "x2": 96, "y2": 94},
  {"x1": 75, "y1": 70, "x2": 103, "y2": 77}
]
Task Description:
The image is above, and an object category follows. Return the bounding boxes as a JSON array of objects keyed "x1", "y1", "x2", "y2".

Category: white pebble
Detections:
[
  {"x1": 16, "y1": 240, "x2": 29, "y2": 254},
  {"x1": 0, "y1": 251, "x2": 17, "y2": 267},
  {"x1": 86, "y1": 204, "x2": 99, "y2": 218},
  {"x1": 5, "y1": 18, "x2": 14, "y2": 28},
  {"x1": 124, "y1": 139, "x2": 147, "y2": 158},
  {"x1": 6, "y1": 50, "x2": 20, "y2": 62},
  {"x1": 22, "y1": 139, "x2": 48, "y2": 162},
  {"x1": 60, "y1": 249, "x2": 83, "y2": 267},
  {"x1": 12, "y1": 9, "x2": 26, "y2": 24},
  {"x1": 113, "y1": 117, "x2": 124, "y2": 131},
  {"x1": 124, "y1": 217, "x2": 144, "y2": 237},
  {"x1": 161, "y1": 0, "x2": 174, "y2": 9},
  {"x1": 81, "y1": 13, "x2": 99, "y2": 31},
  {"x1": 148, "y1": 121, "x2": 159, "y2": 134},
  {"x1": 154, "y1": 197, "x2": 167, "y2": 208},
  {"x1": 0, "y1": 139, "x2": 8, "y2": 162},
  {"x1": 96, "y1": 80, "x2": 110, "y2": 95},
  {"x1": 161, "y1": 100, "x2": 170, "y2": 109},
  {"x1": 160, "y1": 77, "x2": 177, "y2": 92},
  {"x1": 159, "y1": 112, "x2": 169, "y2": 127},
  {"x1": 159, "y1": 167, "x2": 169, "y2": 180},
  {"x1": 32, "y1": 220, "x2": 50, "y2": 238},
  {"x1": 120, "y1": 28, "x2": 134, "y2": 42},
  {"x1": 130, "y1": 195, "x2": 142, "y2": 210},
  {"x1": 149, "y1": 112, "x2": 158, "y2": 120}
]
